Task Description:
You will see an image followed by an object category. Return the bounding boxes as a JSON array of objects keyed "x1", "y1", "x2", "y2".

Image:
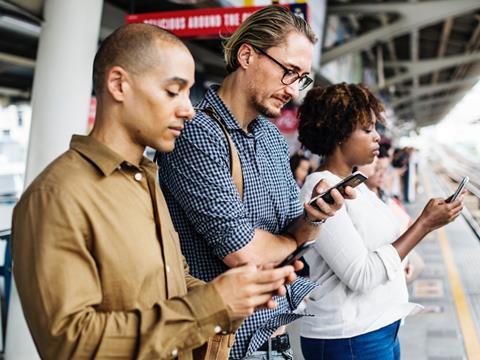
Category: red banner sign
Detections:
[{"x1": 126, "y1": 4, "x2": 308, "y2": 38}]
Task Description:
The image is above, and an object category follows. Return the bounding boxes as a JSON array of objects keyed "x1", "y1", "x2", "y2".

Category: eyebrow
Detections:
[
  {"x1": 165, "y1": 77, "x2": 188, "y2": 86},
  {"x1": 285, "y1": 62, "x2": 310, "y2": 76}
]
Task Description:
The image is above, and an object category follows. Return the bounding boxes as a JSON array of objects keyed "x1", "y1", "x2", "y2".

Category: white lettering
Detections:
[
  {"x1": 145, "y1": 17, "x2": 186, "y2": 31},
  {"x1": 223, "y1": 13, "x2": 240, "y2": 27},
  {"x1": 187, "y1": 15, "x2": 222, "y2": 29}
]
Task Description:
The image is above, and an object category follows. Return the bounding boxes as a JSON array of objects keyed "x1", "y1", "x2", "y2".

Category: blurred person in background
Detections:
[
  {"x1": 290, "y1": 152, "x2": 310, "y2": 187},
  {"x1": 296, "y1": 83, "x2": 464, "y2": 360},
  {"x1": 391, "y1": 148, "x2": 409, "y2": 201}
]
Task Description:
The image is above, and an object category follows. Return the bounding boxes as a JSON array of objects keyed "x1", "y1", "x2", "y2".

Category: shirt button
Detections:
[
  {"x1": 166, "y1": 265, "x2": 171, "y2": 273},
  {"x1": 214, "y1": 325, "x2": 222, "y2": 334},
  {"x1": 221, "y1": 330, "x2": 228, "y2": 335},
  {"x1": 134, "y1": 172, "x2": 143, "y2": 181},
  {"x1": 171, "y1": 348, "x2": 178, "y2": 357}
]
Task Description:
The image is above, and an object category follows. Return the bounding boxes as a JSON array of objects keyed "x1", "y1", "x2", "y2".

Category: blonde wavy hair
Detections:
[{"x1": 223, "y1": 5, "x2": 317, "y2": 74}]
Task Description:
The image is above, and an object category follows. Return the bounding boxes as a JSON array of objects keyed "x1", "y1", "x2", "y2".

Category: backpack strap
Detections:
[{"x1": 200, "y1": 106, "x2": 244, "y2": 201}]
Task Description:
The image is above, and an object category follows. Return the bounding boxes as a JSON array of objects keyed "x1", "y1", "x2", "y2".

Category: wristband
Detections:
[{"x1": 303, "y1": 209, "x2": 326, "y2": 226}]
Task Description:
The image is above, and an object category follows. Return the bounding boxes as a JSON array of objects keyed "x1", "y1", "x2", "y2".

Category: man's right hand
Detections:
[
  {"x1": 304, "y1": 179, "x2": 356, "y2": 224},
  {"x1": 211, "y1": 264, "x2": 296, "y2": 320}
]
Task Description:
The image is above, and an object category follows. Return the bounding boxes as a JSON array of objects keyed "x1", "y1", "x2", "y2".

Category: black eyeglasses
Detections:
[{"x1": 253, "y1": 46, "x2": 313, "y2": 91}]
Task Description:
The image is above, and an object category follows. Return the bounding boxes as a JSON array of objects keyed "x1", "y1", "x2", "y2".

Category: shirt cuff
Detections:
[
  {"x1": 140, "y1": 283, "x2": 233, "y2": 338},
  {"x1": 374, "y1": 244, "x2": 403, "y2": 281},
  {"x1": 187, "y1": 282, "x2": 234, "y2": 332},
  {"x1": 288, "y1": 277, "x2": 318, "y2": 309},
  {"x1": 212, "y1": 221, "x2": 255, "y2": 260}
]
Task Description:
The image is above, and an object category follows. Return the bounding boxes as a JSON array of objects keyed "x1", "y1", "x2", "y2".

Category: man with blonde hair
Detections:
[
  {"x1": 159, "y1": 5, "x2": 354, "y2": 359},
  {"x1": 11, "y1": 23, "x2": 301, "y2": 359}
]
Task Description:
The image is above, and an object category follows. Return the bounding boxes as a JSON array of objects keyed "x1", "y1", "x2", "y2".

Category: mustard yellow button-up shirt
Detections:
[{"x1": 12, "y1": 135, "x2": 233, "y2": 359}]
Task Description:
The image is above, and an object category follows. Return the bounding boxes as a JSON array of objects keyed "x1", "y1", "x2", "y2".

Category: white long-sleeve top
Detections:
[{"x1": 300, "y1": 171, "x2": 422, "y2": 339}]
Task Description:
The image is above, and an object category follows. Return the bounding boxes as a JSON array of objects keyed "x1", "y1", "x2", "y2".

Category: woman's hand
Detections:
[{"x1": 418, "y1": 195, "x2": 464, "y2": 233}]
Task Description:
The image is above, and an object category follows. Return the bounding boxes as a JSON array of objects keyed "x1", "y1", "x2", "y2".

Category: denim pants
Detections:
[
  {"x1": 301, "y1": 320, "x2": 401, "y2": 360},
  {"x1": 243, "y1": 348, "x2": 293, "y2": 360}
]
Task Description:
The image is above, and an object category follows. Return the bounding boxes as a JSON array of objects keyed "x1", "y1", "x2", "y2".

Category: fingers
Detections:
[
  {"x1": 314, "y1": 179, "x2": 331, "y2": 195},
  {"x1": 265, "y1": 299, "x2": 278, "y2": 309},
  {"x1": 252, "y1": 266, "x2": 295, "y2": 284},
  {"x1": 305, "y1": 192, "x2": 341, "y2": 219},
  {"x1": 342, "y1": 186, "x2": 357, "y2": 200},
  {"x1": 244, "y1": 293, "x2": 278, "y2": 313},
  {"x1": 275, "y1": 285, "x2": 287, "y2": 297},
  {"x1": 329, "y1": 189, "x2": 345, "y2": 210},
  {"x1": 292, "y1": 259, "x2": 304, "y2": 272},
  {"x1": 248, "y1": 278, "x2": 287, "y2": 295},
  {"x1": 257, "y1": 263, "x2": 275, "y2": 271},
  {"x1": 285, "y1": 271, "x2": 298, "y2": 285}
]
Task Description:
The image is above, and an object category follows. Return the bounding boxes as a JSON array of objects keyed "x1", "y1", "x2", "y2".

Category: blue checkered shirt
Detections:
[{"x1": 158, "y1": 85, "x2": 317, "y2": 359}]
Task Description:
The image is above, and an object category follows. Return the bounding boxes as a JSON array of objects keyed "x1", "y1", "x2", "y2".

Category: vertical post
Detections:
[{"x1": 5, "y1": 0, "x2": 103, "y2": 358}]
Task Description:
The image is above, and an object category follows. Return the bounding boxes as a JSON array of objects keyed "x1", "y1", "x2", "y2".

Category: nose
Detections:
[
  {"x1": 179, "y1": 100, "x2": 195, "y2": 122},
  {"x1": 373, "y1": 128, "x2": 380, "y2": 142},
  {"x1": 284, "y1": 81, "x2": 300, "y2": 99}
]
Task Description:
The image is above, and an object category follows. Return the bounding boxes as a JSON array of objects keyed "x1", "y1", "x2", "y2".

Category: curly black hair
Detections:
[{"x1": 298, "y1": 83, "x2": 385, "y2": 157}]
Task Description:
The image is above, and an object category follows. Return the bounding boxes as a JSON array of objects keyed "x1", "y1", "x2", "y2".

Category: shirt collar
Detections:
[{"x1": 70, "y1": 135, "x2": 156, "y2": 176}]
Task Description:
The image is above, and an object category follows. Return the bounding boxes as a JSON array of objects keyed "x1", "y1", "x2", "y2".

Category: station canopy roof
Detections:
[{"x1": 0, "y1": 0, "x2": 479, "y2": 128}]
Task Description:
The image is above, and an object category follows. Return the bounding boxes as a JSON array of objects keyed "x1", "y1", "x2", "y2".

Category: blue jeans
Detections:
[{"x1": 301, "y1": 320, "x2": 401, "y2": 360}]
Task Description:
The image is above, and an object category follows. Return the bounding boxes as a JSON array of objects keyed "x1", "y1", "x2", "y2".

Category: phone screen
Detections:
[
  {"x1": 309, "y1": 171, "x2": 367, "y2": 207},
  {"x1": 276, "y1": 240, "x2": 315, "y2": 268},
  {"x1": 446, "y1": 176, "x2": 469, "y2": 203}
]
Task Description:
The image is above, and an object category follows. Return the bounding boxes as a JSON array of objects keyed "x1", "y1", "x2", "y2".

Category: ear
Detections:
[
  {"x1": 105, "y1": 66, "x2": 130, "y2": 102},
  {"x1": 237, "y1": 43, "x2": 255, "y2": 70}
]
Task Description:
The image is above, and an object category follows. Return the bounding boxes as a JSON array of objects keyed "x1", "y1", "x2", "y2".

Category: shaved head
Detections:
[{"x1": 93, "y1": 23, "x2": 186, "y2": 96}]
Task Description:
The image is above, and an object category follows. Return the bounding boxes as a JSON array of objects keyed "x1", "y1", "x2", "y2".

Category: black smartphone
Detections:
[
  {"x1": 308, "y1": 171, "x2": 367, "y2": 207},
  {"x1": 276, "y1": 240, "x2": 316, "y2": 268},
  {"x1": 446, "y1": 176, "x2": 469, "y2": 203}
]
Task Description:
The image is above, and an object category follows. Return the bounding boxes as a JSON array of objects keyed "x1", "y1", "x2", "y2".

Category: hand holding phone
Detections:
[
  {"x1": 309, "y1": 171, "x2": 367, "y2": 208},
  {"x1": 446, "y1": 176, "x2": 469, "y2": 203},
  {"x1": 276, "y1": 240, "x2": 316, "y2": 268}
]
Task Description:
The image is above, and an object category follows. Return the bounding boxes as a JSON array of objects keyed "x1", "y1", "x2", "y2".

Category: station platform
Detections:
[
  {"x1": 399, "y1": 164, "x2": 480, "y2": 360},
  {"x1": 287, "y1": 162, "x2": 480, "y2": 360}
]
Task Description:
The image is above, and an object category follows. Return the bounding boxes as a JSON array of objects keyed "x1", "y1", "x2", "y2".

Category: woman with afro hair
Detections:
[{"x1": 296, "y1": 83, "x2": 464, "y2": 360}]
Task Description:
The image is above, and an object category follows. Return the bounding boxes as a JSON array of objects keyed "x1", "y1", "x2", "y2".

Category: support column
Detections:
[{"x1": 5, "y1": 0, "x2": 103, "y2": 358}]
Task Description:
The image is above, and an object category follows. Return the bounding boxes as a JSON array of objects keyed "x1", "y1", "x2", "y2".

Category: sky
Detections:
[{"x1": 421, "y1": 80, "x2": 480, "y2": 158}]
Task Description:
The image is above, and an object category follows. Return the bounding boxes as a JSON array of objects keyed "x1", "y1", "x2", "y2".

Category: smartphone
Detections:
[
  {"x1": 308, "y1": 171, "x2": 368, "y2": 207},
  {"x1": 276, "y1": 240, "x2": 316, "y2": 268},
  {"x1": 446, "y1": 176, "x2": 469, "y2": 203}
]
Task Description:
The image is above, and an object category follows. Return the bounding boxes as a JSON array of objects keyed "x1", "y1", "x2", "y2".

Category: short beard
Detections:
[
  {"x1": 250, "y1": 94, "x2": 282, "y2": 119},
  {"x1": 247, "y1": 78, "x2": 282, "y2": 119}
]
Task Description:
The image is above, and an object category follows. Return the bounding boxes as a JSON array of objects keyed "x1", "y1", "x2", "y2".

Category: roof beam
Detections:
[
  {"x1": 390, "y1": 77, "x2": 479, "y2": 107},
  {"x1": 451, "y1": 17, "x2": 480, "y2": 80},
  {"x1": 0, "y1": 85, "x2": 29, "y2": 98},
  {"x1": 0, "y1": 52, "x2": 35, "y2": 68},
  {"x1": 322, "y1": 0, "x2": 480, "y2": 64},
  {"x1": 431, "y1": 17, "x2": 454, "y2": 84},
  {"x1": 377, "y1": 51, "x2": 480, "y2": 89},
  {"x1": 398, "y1": 108, "x2": 450, "y2": 123},
  {"x1": 395, "y1": 95, "x2": 462, "y2": 117}
]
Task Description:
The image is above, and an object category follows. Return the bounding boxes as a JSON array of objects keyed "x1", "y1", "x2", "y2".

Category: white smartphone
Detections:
[{"x1": 446, "y1": 176, "x2": 469, "y2": 203}]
